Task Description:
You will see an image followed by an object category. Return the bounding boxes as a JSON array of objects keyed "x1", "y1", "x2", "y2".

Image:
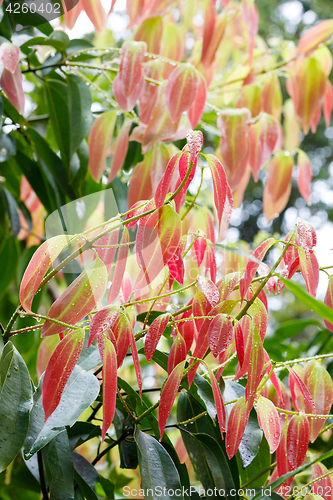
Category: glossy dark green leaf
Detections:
[
  {"x1": 177, "y1": 391, "x2": 217, "y2": 492},
  {"x1": 73, "y1": 452, "x2": 99, "y2": 500},
  {"x1": 24, "y1": 366, "x2": 100, "y2": 458},
  {"x1": 193, "y1": 373, "x2": 217, "y2": 420},
  {"x1": 0, "y1": 134, "x2": 16, "y2": 162},
  {"x1": 43, "y1": 431, "x2": 74, "y2": 500},
  {"x1": 45, "y1": 79, "x2": 71, "y2": 166},
  {"x1": 67, "y1": 75, "x2": 92, "y2": 158},
  {"x1": 68, "y1": 422, "x2": 100, "y2": 450},
  {"x1": 135, "y1": 428, "x2": 184, "y2": 500},
  {"x1": 26, "y1": 128, "x2": 75, "y2": 199},
  {"x1": 194, "y1": 433, "x2": 235, "y2": 495},
  {"x1": 279, "y1": 276, "x2": 333, "y2": 324},
  {"x1": 138, "y1": 347, "x2": 169, "y2": 372},
  {"x1": 223, "y1": 380, "x2": 263, "y2": 468},
  {"x1": 21, "y1": 32, "x2": 69, "y2": 52},
  {"x1": 236, "y1": 437, "x2": 270, "y2": 488},
  {"x1": 2, "y1": 186, "x2": 20, "y2": 237},
  {"x1": 99, "y1": 475, "x2": 115, "y2": 499},
  {"x1": 14, "y1": 150, "x2": 55, "y2": 213},
  {"x1": 113, "y1": 410, "x2": 138, "y2": 469},
  {"x1": 267, "y1": 319, "x2": 321, "y2": 343},
  {"x1": 0, "y1": 342, "x2": 33, "y2": 472},
  {"x1": 0, "y1": 233, "x2": 19, "y2": 299}
]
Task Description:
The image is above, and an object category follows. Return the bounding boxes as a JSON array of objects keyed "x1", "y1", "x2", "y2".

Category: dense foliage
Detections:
[{"x1": 1, "y1": 0, "x2": 333, "y2": 499}]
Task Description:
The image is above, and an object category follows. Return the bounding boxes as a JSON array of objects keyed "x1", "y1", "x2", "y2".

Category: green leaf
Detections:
[
  {"x1": 43, "y1": 431, "x2": 74, "y2": 500},
  {"x1": 68, "y1": 422, "x2": 100, "y2": 450},
  {"x1": 2, "y1": 186, "x2": 20, "y2": 237},
  {"x1": 45, "y1": 79, "x2": 71, "y2": 166},
  {"x1": 279, "y1": 276, "x2": 333, "y2": 324},
  {"x1": 26, "y1": 128, "x2": 75, "y2": 200},
  {"x1": 0, "y1": 233, "x2": 19, "y2": 299},
  {"x1": 193, "y1": 373, "x2": 217, "y2": 420},
  {"x1": 236, "y1": 437, "x2": 270, "y2": 488},
  {"x1": 194, "y1": 433, "x2": 235, "y2": 495},
  {"x1": 113, "y1": 410, "x2": 138, "y2": 469},
  {"x1": 24, "y1": 366, "x2": 100, "y2": 458},
  {"x1": 138, "y1": 347, "x2": 169, "y2": 372},
  {"x1": 266, "y1": 319, "x2": 322, "y2": 344},
  {"x1": 177, "y1": 391, "x2": 217, "y2": 492},
  {"x1": 67, "y1": 74, "x2": 92, "y2": 158},
  {"x1": 0, "y1": 342, "x2": 33, "y2": 473},
  {"x1": 14, "y1": 150, "x2": 55, "y2": 213},
  {"x1": 0, "y1": 133, "x2": 16, "y2": 162},
  {"x1": 73, "y1": 452, "x2": 99, "y2": 500},
  {"x1": 99, "y1": 475, "x2": 115, "y2": 499},
  {"x1": 135, "y1": 428, "x2": 184, "y2": 500},
  {"x1": 223, "y1": 380, "x2": 263, "y2": 468}
]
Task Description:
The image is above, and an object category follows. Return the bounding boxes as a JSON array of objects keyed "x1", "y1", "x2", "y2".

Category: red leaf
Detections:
[
  {"x1": 276, "y1": 421, "x2": 294, "y2": 490},
  {"x1": 134, "y1": 16, "x2": 163, "y2": 54},
  {"x1": 63, "y1": 0, "x2": 82, "y2": 29},
  {"x1": 88, "y1": 111, "x2": 117, "y2": 182},
  {"x1": 205, "y1": 244, "x2": 217, "y2": 283},
  {"x1": 207, "y1": 365, "x2": 226, "y2": 435},
  {"x1": 20, "y1": 235, "x2": 72, "y2": 313},
  {"x1": 201, "y1": 7, "x2": 227, "y2": 68},
  {"x1": 324, "y1": 81, "x2": 333, "y2": 128},
  {"x1": 298, "y1": 248, "x2": 319, "y2": 297},
  {"x1": 139, "y1": 60, "x2": 163, "y2": 124},
  {"x1": 188, "y1": 72, "x2": 207, "y2": 128},
  {"x1": 136, "y1": 205, "x2": 181, "y2": 287},
  {"x1": 0, "y1": 66, "x2": 25, "y2": 114},
  {"x1": 217, "y1": 108, "x2": 251, "y2": 191},
  {"x1": 324, "y1": 276, "x2": 333, "y2": 332},
  {"x1": 41, "y1": 256, "x2": 108, "y2": 337},
  {"x1": 194, "y1": 237, "x2": 207, "y2": 268},
  {"x1": 261, "y1": 74, "x2": 282, "y2": 120},
  {"x1": 113, "y1": 41, "x2": 147, "y2": 111},
  {"x1": 197, "y1": 275, "x2": 219, "y2": 309},
  {"x1": 263, "y1": 151, "x2": 294, "y2": 222},
  {"x1": 94, "y1": 225, "x2": 120, "y2": 274},
  {"x1": 81, "y1": 0, "x2": 106, "y2": 33},
  {"x1": 42, "y1": 328, "x2": 85, "y2": 421},
  {"x1": 192, "y1": 290, "x2": 211, "y2": 334},
  {"x1": 225, "y1": 397, "x2": 250, "y2": 459},
  {"x1": 129, "y1": 328, "x2": 143, "y2": 400},
  {"x1": 167, "y1": 245, "x2": 184, "y2": 285},
  {"x1": 248, "y1": 112, "x2": 279, "y2": 182},
  {"x1": 145, "y1": 313, "x2": 170, "y2": 362},
  {"x1": 311, "y1": 463, "x2": 333, "y2": 500},
  {"x1": 108, "y1": 119, "x2": 132, "y2": 182},
  {"x1": 235, "y1": 321, "x2": 244, "y2": 366},
  {"x1": 177, "y1": 307, "x2": 197, "y2": 353},
  {"x1": 0, "y1": 42, "x2": 20, "y2": 73},
  {"x1": 88, "y1": 305, "x2": 118, "y2": 348},
  {"x1": 128, "y1": 160, "x2": 153, "y2": 208},
  {"x1": 256, "y1": 395, "x2": 280, "y2": 453},
  {"x1": 185, "y1": 130, "x2": 203, "y2": 162},
  {"x1": 165, "y1": 63, "x2": 199, "y2": 122},
  {"x1": 248, "y1": 298, "x2": 268, "y2": 342},
  {"x1": 168, "y1": 332, "x2": 187, "y2": 374},
  {"x1": 37, "y1": 336, "x2": 60, "y2": 380},
  {"x1": 107, "y1": 227, "x2": 129, "y2": 305},
  {"x1": 100, "y1": 336, "x2": 117, "y2": 440},
  {"x1": 155, "y1": 152, "x2": 182, "y2": 208},
  {"x1": 297, "y1": 20, "x2": 333, "y2": 55},
  {"x1": 239, "y1": 238, "x2": 275, "y2": 302},
  {"x1": 297, "y1": 217, "x2": 317, "y2": 252},
  {"x1": 207, "y1": 314, "x2": 233, "y2": 358},
  {"x1": 217, "y1": 272, "x2": 240, "y2": 301},
  {"x1": 287, "y1": 414, "x2": 309, "y2": 470},
  {"x1": 245, "y1": 325, "x2": 265, "y2": 405},
  {"x1": 297, "y1": 150, "x2": 312, "y2": 204},
  {"x1": 159, "y1": 361, "x2": 185, "y2": 440},
  {"x1": 205, "y1": 154, "x2": 233, "y2": 232}
]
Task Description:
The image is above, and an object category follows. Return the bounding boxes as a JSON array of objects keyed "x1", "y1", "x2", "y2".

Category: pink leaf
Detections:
[
  {"x1": 168, "y1": 332, "x2": 187, "y2": 374},
  {"x1": 145, "y1": 313, "x2": 170, "y2": 362},
  {"x1": 82, "y1": 0, "x2": 106, "y2": 32},
  {"x1": 88, "y1": 111, "x2": 117, "y2": 182},
  {"x1": 165, "y1": 63, "x2": 199, "y2": 122},
  {"x1": 197, "y1": 275, "x2": 219, "y2": 309},
  {"x1": 0, "y1": 43, "x2": 20, "y2": 73},
  {"x1": 324, "y1": 275, "x2": 333, "y2": 332},
  {"x1": 297, "y1": 150, "x2": 312, "y2": 204},
  {"x1": 1, "y1": 66, "x2": 25, "y2": 114},
  {"x1": 129, "y1": 328, "x2": 143, "y2": 400},
  {"x1": 108, "y1": 119, "x2": 132, "y2": 182},
  {"x1": 205, "y1": 154, "x2": 233, "y2": 232},
  {"x1": 235, "y1": 321, "x2": 244, "y2": 367},
  {"x1": 107, "y1": 227, "x2": 129, "y2": 304},
  {"x1": 208, "y1": 365, "x2": 226, "y2": 435},
  {"x1": 287, "y1": 414, "x2": 309, "y2": 470},
  {"x1": 225, "y1": 397, "x2": 250, "y2": 459},
  {"x1": 41, "y1": 256, "x2": 108, "y2": 337},
  {"x1": 94, "y1": 225, "x2": 120, "y2": 274},
  {"x1": 42, "y1": 328, "x2": 85, "y2": 421},
  {"x1": 159, "y1": 361, "x2": 185, "y2": 440},
  {"x1": 100, "y1": 336, "x2": 117, "y2": 440},
  {"x1": 289, "y1": 369, "x2": 316, "y2": 413},
  {"x1": 297, "y1": 20, "x2": 333, "y2": 55},
  {"x1": 207, "y1": 313, "x2": 233, "y2": 358},
  {"x1": 239, "y1": 238, "x2": 275, "y2": 301},
  {"x1": 88, "y1": 305, "x2": 118, "y2": 348},
  {"x1": 298, "y1": 247, "x2": 319, "y2": 297},
  {"x1": 256, "y1": 395, "x2": 281, "y2": 453},
  {"x1": 248, "y1": 112, "x2": 279, "y2": 182},
  {"x1": 188, "y1": 72, "x2": 207, "y2": 128}
]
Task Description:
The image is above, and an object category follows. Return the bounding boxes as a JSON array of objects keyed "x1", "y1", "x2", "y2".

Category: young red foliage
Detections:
[
  {"x1": 42, "y1": 328, "x2": 85, "y2": 421},
  {"x1": 205, "y1": 154, "x2": 233, "y2": 232},
  {"x1": 165, "y1": 63, "x2": 199, "y2": 122},
  {"x1": 286, "y1": 413, "x2": 310, "y2": 470},
  {"x1": 88, "y1": 111, "x2": 117, "y2": 182},
  {"x1": 297, "y1": 150, "x2": 312, "y2": 204},
  {"x1": 99, "y1": 336, "x2": 117, "y2": 440},
  {"x1": 255, "y1": 395, "x2": 280, "y2": 453},
  {"x1": 41, "y1": 256, "x2": 108, "y2": 337},
  {"x1": 168, "y1": 332, "x2": 187, "y2": 374},
  {"x1": 0, "y1": 66, "x2": 25, "y2": 114},
  {"x1": 324, "y1": 276, "x2": 333, "y2": 332},
  {"x1": 145, "y1": 313, "x2": 170, "y2": 362},
  {"x1": 263, "y1": 152, "x2": 294, "y2": 222},
  {"x1": 225, "y1": 396, "x2": 250, "y2": 459},
  {"x1": 88, "y1": 305, "x2": 118, "y2": 348},
  {"x1": 158, "y1": 360, "x2": 185, "y2": 440},
  {"x1": 207, "y1": 314, "x2": 233, "y2": 358},
  {"x1": 207, "y1": 365, "x2": 226, "y2": 436},
  {"x1": 108, "y1": 119, "x2": 132, "y2": 182},
  {"x1": 107, "y1": 227, "x2": 129, "y2": 304}
]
